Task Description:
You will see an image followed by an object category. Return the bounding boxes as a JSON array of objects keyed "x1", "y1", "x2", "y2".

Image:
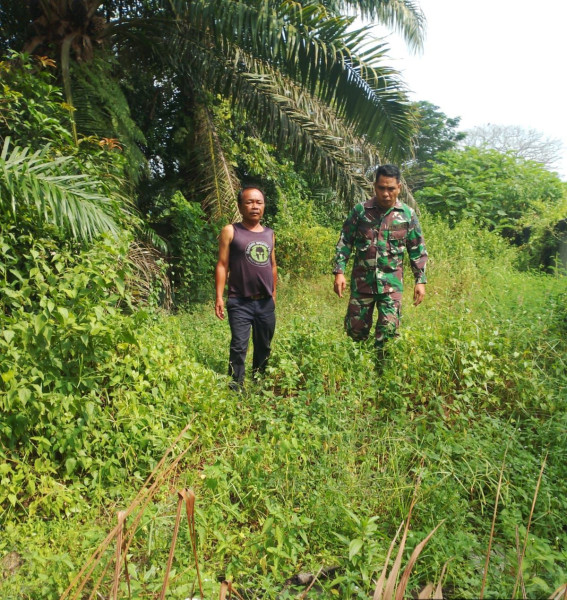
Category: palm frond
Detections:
[
  {"x1": 0, "y1": 139, "x2": 122, "y2": 241},
  {"x1": 192, "y1": 104, "x2": 241, "y2": 222},
  {"x1": 70, "y1": 56, "x2": 147, "y2": 182},
  {"x1": 235, "y1": 69, "x2": 379, "y2": 204},
  {"x1": 329, "y1": 0, "x2": 426, "y2": 52},
  {"x1": 182, "y1": 0, "x2": 414, "y2": 159}
]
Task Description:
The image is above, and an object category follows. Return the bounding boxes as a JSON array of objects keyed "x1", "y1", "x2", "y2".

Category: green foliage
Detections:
[
  {"x1": 0, "y1": 233, "x2": 137, "y2": 511},
  {"x1": 0, "y1": 51, "x2": 74, "y2": 149},
  {"x1": 2, "y1": 0, "x2": 422, "y2": 220},
  {"x1": 276, "y1": 225, "x2": 337, "y2": 279},
  {"x1": 70, "y1": 55, "x2": 147, "y2": 183},
  {"x1": 156, "y1": 191, "x2": 221, "y2": 304},
  {"x1": 1, "y1": 224, "x2": 567, "y2": 597},
  {"x1": 515, "y1": 189, "x2": 567, "y2": 272},
  {"x1": 411, "y1": 101, "x2": 465, "y2": 163},
  {"x1": 404, "y1": 100, "x2": 465, "y2": 191},
  {"x1": 0, "y1": 52, "x2": 136, "y2": 243},
  {"x1": 415, "y1": 147, "x2": 564, "y2": 236},
  {"x1": 0, "y1": 55, "x2": 566, "y2": 597},
  {"x1": 0, "y1": 139, "x2": 126, "y2": 242}
]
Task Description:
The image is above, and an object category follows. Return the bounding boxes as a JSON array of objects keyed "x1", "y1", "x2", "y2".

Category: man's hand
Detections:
[
  {"x1": 413, "y1": 283, "x2": 426, "y2": 306},
  {"x1": 215, "y1": 298, "x2": 225, "y2": 320},
  {"x1": 334, "y1": 273, "x2": 346, "y2": 298}
]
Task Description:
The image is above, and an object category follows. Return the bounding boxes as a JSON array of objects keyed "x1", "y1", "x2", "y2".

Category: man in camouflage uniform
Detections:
[{"x1": 333, "y1": 164, "x2": 428, "y2": 350}]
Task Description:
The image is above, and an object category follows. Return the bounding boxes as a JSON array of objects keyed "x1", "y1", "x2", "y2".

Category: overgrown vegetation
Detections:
[
  {"x1": 2, "y1": 212, "x2": 566, "y2": 598},
  {"x1": 1, "y1": 6, "x2": 566, "y2": 598},
  {"x1": 415, "y1": 147, "x2": 564, "y2": 237}
]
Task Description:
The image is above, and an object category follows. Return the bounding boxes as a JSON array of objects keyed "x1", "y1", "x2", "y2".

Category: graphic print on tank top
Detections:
[{"x1": 246, "y1": 241, "x2": 271, "y2": 266}]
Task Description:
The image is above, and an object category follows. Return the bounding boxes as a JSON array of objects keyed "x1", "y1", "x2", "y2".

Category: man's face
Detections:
[
  {"x1": 238, "y1": 188, "x2": 265, "y2": 222},
  {"x1": 374, "y1": 175, "x2": 401, "y2": 209}
]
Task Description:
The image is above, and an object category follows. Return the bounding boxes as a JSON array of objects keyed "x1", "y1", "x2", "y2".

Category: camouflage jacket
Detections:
[{"x1": 333, "y1": 198, "x2": 428, "y2": 295}]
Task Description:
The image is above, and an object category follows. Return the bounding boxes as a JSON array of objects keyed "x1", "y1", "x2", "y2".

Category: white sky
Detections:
[{"x1": 373, "y1": 0, "x2": 567, "y2": 180}]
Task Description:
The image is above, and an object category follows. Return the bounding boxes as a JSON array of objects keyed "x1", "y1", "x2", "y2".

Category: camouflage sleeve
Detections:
[
  {"x1": 333, "y1": 206, "x2": 360, "y2": 274},
  {"x1": 406, "y1": 212, "x2": 428, "y2": 284}
]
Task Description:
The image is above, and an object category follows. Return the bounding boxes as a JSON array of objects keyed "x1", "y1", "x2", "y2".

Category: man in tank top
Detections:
[{"x1": 215, "y1": 185, "x2": 277, "y2": 390}]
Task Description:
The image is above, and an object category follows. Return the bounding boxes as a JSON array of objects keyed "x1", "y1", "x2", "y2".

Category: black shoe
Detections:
[{"x1": 228, "y1": 380, "x2": 244, "y2": 393}]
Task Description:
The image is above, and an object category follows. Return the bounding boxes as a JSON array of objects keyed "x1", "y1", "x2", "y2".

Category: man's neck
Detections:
[
  {"x1": 240, "y1": 220, "x2": 263, "y2": 232},
  {"x1": 372, "y1": 196, "x2": 398, "y2": 212}
]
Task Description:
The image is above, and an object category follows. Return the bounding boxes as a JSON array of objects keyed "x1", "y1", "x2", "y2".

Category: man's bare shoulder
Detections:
[{"x1": 219, "y1": 223, "x2": 235, "y2": 241}]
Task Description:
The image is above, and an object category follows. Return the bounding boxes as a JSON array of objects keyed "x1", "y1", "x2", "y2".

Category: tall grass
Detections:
[{"x1": 1, "y1": 218, "x2": 566, "y2": 598}]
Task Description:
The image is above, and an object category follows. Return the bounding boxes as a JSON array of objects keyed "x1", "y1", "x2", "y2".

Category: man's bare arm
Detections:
[{"x1": 215, "y1": 225, "x2": 234, "y2": 319}]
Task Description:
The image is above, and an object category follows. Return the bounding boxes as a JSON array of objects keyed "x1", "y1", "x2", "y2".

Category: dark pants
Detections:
[{"x1": 226, "y1": 296, "x2": 276, "y2": 384}]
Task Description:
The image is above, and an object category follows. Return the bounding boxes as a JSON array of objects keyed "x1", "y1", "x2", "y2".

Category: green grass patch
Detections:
[{"x1": 1, "y1": 219, "x2": 567, "y2": 598}]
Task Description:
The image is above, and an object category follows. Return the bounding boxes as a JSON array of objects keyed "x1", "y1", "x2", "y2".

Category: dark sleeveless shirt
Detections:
[{"x1": 228, "y1": 223, "x2": 274, "y2": 298}]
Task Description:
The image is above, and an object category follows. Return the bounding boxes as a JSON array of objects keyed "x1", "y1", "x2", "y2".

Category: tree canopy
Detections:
[
  {"x1": 404, "y1": 100, "x2": 465, "y2": 191},
  {"x1": 1, "y1": 0, "x2": 426, "y2": 219},
  {"x1": 415, "y1": 147, "x2": 564, "y2": 237},
  {"x1": 464, "y1": 124, "x2": 564, "y2": 173}
]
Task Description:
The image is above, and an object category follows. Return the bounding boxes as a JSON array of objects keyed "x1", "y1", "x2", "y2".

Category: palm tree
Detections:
[{"x1": 4, "y1": 0, "x2": 425, "y2": 217}]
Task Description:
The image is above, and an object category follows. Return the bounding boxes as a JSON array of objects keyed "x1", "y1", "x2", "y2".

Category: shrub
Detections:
[
  {"x1": 415, "y1": 147, "x2": 564, "y2": 238},
  {"x1": 276, "y1": 224, "x2": 337, "y2": 279},
  {"x1": 155, "y1": 191, "x2": 221, "y2": 304}
]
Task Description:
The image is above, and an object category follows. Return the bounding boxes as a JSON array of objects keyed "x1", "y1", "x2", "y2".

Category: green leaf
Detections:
[
  {"x1": 348, "y1": 538, "x2": 363, "y2": 560},
  {"x1": 3, "y1": 330, "x2": 15, "y2": 343},
  {"x1": 18, "y1": 388, "x2": 32, "y2": 406},
  {"x1": 65, "y1": 458, "x2": 77, "y2": 475}
]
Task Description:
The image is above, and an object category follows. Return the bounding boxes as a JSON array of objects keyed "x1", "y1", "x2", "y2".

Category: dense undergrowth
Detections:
[{"x1": 1, "y1": 216, "x2": 567, "y2": 598}]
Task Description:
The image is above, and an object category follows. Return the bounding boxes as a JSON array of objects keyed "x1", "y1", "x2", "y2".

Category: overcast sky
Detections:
[{"x1": 374, "y1": 0, "x2": 567, "y2": 179}]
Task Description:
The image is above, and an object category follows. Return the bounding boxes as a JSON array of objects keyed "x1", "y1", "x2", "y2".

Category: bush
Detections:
[
  {"x1": 415, "y1": 147, "x2": 564, "y2": 237},
  {"x1": 0, "y1": 232, "x2": 140, "y2": 514},
  {"x1": 276, "y1": 224, "x2": 337, "y2": 278},
  {"x1": 155, "y1": 191, "x2": 221, "y2": 304}
]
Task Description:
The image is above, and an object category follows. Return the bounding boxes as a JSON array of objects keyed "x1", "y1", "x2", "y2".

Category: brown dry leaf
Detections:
[
  {"x1": 394, "y1": 520, "x2": 445, "y2": 600},
  {"x1": 418, "y1": 583, "x2": 435, "y2": 599},
  {"x1": 373, "y1": 520, "x2": 405, "y2": 600}
]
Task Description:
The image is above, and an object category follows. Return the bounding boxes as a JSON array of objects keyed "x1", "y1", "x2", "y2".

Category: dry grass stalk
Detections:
[
  {"x1": 433, "y1": 560, "x2": 451, "y2": 599},
  {"x1": 418, "y1": 583, "x2": 435, "y2": 599},
  {"x1": 372, "y1": 475, "x2": 443, "y2": 600},
  {"x1": 110, "y1": 511, "x2": 127, "y2": 600},
  {"x1": 60, "y1": 421, "x2": 197, "y2": 599},
  {"x1": 86, "y1": 446, "x2": 196, "y2": 599},
  {"x1": 158, "y1": 493, "x2": 185, "y2": 600},
  {"x1": 381, "y1": 498, "x2": 417, "y2": 600},
  {"x1": 219, "y1": 581, "x2": 230, "y2": 600},
  {"x1": 219, "y1": 580, "x2": 245, "y2": 600},
  {"x1": 548, "y1": 583, "x2": 567, "y2": 600},
  {"x1": 417, "y1": 560, "x2": 451, "y2": 599},
  {"x1": 394, "y1": 519, "x2": 445, "y2": 600},
  {"x1": 372, "y1": 521, "x2": 405, "y2": 600},
  {"x1": 512, "y1": 453, "x2": 548, "y2": 599},
  {"x1": 382, "y1": 494, "x2": 419, "y2": 600},
  {"x1": 181, "y1": 489, "x2": 205, "y2": 598},
  {"x1": 480, "y1": 449, "x2": 508, "y2": 599},
  {"x1": 298, "y1": 565, "x2": 325, "y2": 599}
]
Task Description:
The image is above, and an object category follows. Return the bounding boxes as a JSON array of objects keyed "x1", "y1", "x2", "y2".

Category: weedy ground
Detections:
[{"x1": 1, "y1": 218, "x2": 567, "y2": 599}]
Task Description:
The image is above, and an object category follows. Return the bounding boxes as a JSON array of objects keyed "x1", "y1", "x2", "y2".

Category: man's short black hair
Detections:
[
  {"x1": 375, "y1": 164, "x2": 401, "y2": 182},
  {"x1": 238, "y1": 184, "x2": 266, "y2": 205}
]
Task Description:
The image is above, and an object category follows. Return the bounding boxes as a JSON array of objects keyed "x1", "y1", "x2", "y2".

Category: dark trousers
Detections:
[{"x1": 226, "y1": 296, "x2": 276, "y2": 384}]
